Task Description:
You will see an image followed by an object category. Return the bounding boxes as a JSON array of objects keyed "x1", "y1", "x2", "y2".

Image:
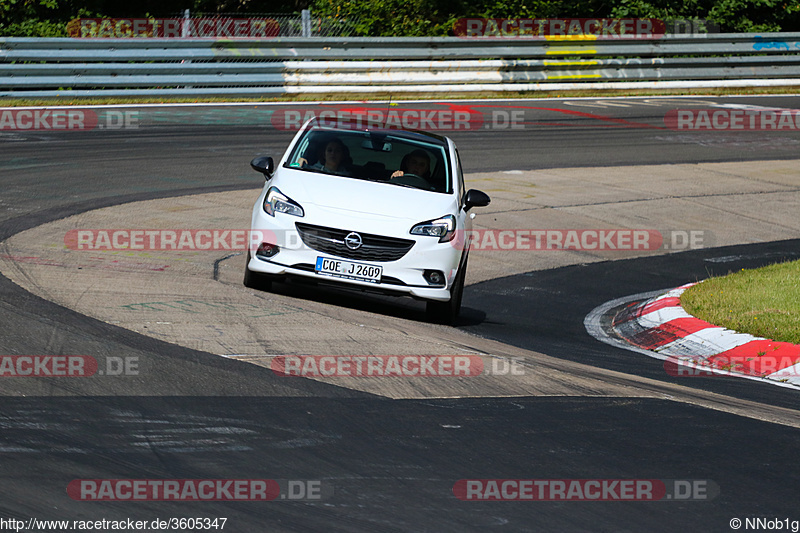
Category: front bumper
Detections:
[{"x1": 247, "y1": 213, "x2": 463, "y2": 302}]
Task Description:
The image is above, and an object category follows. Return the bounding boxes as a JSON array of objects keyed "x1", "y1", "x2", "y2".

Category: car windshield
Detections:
[{"x1": 284, "y1": 121, "x2": 452, "y2": 194}]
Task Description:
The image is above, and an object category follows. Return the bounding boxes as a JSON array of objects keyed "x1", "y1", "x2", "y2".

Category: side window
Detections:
[
  {"x1": 454, "y1": 149, "x2": 466, "y2": 207},
  {"x1": 288, "y1": 136, "x2": 310, "y2": 166}
]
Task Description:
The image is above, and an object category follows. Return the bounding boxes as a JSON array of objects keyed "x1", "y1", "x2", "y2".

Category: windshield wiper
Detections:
[
  {"x1": 357, "y1": 176, "x2": 416, "y2": 188},
  {"x1": 289, "y1": 165, "x2": 329, "y2": 176},
  {"x1": 384, "y1": 181, "x2": 419, "y2": 189}
]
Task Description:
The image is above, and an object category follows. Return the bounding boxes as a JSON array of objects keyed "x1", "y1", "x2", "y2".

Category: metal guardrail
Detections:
[{"x1": 2, "y1": 34, "x2": 800, "y2": 97}]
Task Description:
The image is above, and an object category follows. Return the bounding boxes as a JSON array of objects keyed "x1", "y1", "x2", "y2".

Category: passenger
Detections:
[{"x1": 299, "y1": 138, "x2": 352, "y2": 176}]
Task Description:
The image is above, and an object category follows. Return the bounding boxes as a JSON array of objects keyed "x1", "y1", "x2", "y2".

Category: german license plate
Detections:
[{"x1": 315, "y1": 257, "x2": 382, "y2": 283}]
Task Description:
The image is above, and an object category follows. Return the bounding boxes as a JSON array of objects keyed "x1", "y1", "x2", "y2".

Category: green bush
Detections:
[
  {"x1": 2, "y1": 0, "x2": 799, "y2": 37},
  {"x1": 0, "y1": 18, "x2": 66, "y2": 35},
  {"x1": 609, "y1": 0, "x2": 800, "y2": 32},
  {"x1": 0, "y1": 0, "x2": 105, "y2": 37},
  {"x1": 310, "y1": 0, "x2": 800, "y2": 34}
]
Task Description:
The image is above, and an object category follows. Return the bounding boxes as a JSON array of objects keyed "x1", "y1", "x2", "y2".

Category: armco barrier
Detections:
[{"x1": 1, "y1": 34, "x2": 800, "y2": 97}]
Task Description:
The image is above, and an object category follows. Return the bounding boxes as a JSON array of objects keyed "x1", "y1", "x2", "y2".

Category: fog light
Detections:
[
  {"x1": 423, "y1": 270, "x2": 445, "y2": 286},
  {"x1": 256, "y1": 242, "x2": 279, "y2": 259}
]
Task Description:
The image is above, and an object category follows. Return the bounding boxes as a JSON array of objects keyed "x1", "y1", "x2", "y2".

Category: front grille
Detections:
[{"x1": 295, "y1": 223, "x2": 414, "y2": 262}]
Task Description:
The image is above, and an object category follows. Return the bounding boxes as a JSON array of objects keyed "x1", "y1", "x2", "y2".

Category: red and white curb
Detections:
[{"x1": 585, "y1": 283, "x2": 800, "y2": 390}]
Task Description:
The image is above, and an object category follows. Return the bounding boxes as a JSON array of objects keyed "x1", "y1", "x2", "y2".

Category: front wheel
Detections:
[
  {"x1": 243, "y1": 250, "x2": 272, "y2": 291},
  {"x1": 426, "y1": 257, "x2": 467, "y2": 325}
]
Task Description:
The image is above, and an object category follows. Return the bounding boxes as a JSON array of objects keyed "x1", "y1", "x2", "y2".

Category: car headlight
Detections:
[
  {"x1": 410, "y1": 214, "x2": 456, "y2": 243},
  {"x1": 263, "y1": 187, "x2": 304, "y2": 217}
]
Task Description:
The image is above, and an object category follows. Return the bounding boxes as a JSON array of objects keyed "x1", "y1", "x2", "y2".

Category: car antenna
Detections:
[
  {"x1": 384, "y1": 96, "x2": 392, "y2": 128},
  {"x1": 367, "y1": 97, "x2": 393, "y2": 150}
]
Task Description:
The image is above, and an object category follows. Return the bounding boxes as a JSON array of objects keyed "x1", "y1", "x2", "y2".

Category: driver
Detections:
[{"x1": 391, "y1": 150, "x2": 431, "y2": 179}]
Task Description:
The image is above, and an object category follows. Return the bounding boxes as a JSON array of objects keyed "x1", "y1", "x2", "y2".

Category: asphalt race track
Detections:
[{"x1": 1, "y1": 96, "x2": 799, "y2": 532}]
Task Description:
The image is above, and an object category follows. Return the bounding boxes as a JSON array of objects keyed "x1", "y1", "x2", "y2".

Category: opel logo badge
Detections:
[{"x1": 344, "y1": 232, "x2": 363, "y2": 250}]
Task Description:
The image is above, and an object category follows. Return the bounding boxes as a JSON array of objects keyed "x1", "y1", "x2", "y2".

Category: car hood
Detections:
[{"x1": 277, "y1": 171, "x2": 457, "y2": 223}]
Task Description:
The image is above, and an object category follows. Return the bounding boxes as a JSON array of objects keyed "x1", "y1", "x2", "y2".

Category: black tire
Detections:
[
  {"x1": 426, "y1": 256, "x2": 467, "y2": 325},
  {"x1": 243, "y1": 251, "x2": 272, "y2": 291}
]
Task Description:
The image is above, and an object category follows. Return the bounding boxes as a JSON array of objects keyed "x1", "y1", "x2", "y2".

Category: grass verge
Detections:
[{"x1": 681, "y1": 259, "x2": 800, "y2": 344}]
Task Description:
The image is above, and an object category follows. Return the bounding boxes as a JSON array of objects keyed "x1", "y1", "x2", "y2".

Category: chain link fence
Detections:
[{"x1": 180, "y1": 10, "x2": 362, "y2": 38}]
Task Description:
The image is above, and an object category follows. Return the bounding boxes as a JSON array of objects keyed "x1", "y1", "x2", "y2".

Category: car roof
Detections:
[{"x1": 302, "y1": 116, "x2": 450, "y2": 147}]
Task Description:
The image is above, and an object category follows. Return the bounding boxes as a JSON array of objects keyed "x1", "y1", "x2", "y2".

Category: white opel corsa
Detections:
[{"x1": 244, "y1": 117, "x2": 490, "y2": 324}]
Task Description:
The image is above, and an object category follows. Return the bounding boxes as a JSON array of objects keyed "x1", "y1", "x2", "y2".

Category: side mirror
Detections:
[
  {"x1": 464, "y1": 189, "x2": 490, "y2": 212},
  {"x1": 251, "y1": 156, "x2": 274, "y2": 179}
]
